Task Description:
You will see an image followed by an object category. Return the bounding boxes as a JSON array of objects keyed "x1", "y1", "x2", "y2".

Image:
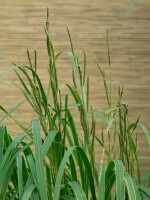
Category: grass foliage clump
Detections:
[{"x1": 0, "y1": 9, "x2": 150, "y2": 200}]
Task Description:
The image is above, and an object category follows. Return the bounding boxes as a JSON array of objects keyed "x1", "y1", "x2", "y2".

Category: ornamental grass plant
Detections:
[{"x1": 0, "y1": 9, "x2": 150, "y2": 200}]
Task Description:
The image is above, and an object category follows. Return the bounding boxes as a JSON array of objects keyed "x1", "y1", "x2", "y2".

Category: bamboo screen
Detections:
[{"x1": 0, "y1": 0, "x2": 150, "y2": 174}]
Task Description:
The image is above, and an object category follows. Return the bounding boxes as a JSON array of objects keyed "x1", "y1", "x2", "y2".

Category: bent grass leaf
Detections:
[
  {"x1": 0, "y1": 66, "x2": 17, "y2": 78},
  {"x1": 67, "y1": 181, "x2": 87, "y2": 200},
  {"x1": 139, "y1": 123, "x2": 150, "y2": 147},
  {"x1": 138, "y1": 184, "x2": 150, "y2": 199}
]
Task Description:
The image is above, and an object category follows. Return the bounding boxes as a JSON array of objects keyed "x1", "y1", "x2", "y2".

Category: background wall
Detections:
[{"x1": 0, "y1": 0, "x2": 150, "y2": 174}]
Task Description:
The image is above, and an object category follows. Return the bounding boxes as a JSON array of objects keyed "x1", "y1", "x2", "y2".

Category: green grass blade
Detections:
[
  {"x1": 124, "y1": 172, "x2": 137, "y2": 200},
  {"x1": 76, "y1": 147, "x2": 96, "y2": 199},
  {"x1": 24, "y1": 162, "x2": 40, "y2": 200},
  {"x1": 42, "y1": 130, "x2": 58, "y2": 158},
  {"x1": 86, "y1": 76, "x2": 89, "y2": 111},
  {"x1": 24, "y1": 174, "x2": 34, "y2": 191},
  {"x1": 0, "y1": 160, "x2": 16, "y2": 199},
  {"x1": 72, "y1": 66, "x2": 77, "y2": 88},
  {"x1": 17, "y1": 155, "x2": 23, "y2": 199},
  {"x1": 25, "y1": 66, "x2": 48, "y2": 107},
  {"x1": 95, "y1": 135, "x2": 110, "y2": 157},
  {"x1": 83, "y1": 49, "x2": 87, "y2": 85},
  {"x1": 53, "y1": 146, "x2": 76, "y2": 200},
  {"x1": 132, "y1": 180, "x2": 142, "y2": 200},
  {"x1": 0, "y1": 133, "x2": 26, "y2": 175},
  {"x1": 98, "y1": 163, "x2": 105, "y2": 200},
  {"x1": 105, "y1": 160, "x2": 125, "y2": 200},
  {"x1": 16, "y1": 65, "x2": 47, "y2": 109},
  {"x1": 34, "y1": 48, "x2": 37, "y2": 73},
  {"x1": 65, "y1": 109, "x2": 80, "y2": 146},
  {"x1": 68, "y1": 153, "x2": 78, "y2": 181},
  {"x1": 45, "y1": 165, "x2": 52, "y2": 200},
  {"x1": 66, "y1": 28, "x2": 79, "y2": 76},
  {"x1": 63, "y1": 109, "x2": 86, "y2": 189},
  {"x1": 15, "y1": 70, "x2": 31, "y2": 95},
  {"x1": 129, "y1": 136, "x2": 141, "y2": 183},
  {"x1": 53, "y1": 146, "x2": 96, "y2": 200},
  {"x1": 66, "y1": 84, "x2": 81, "y2": 106},
  {"x1": 32, "y1": 119, "x2": 48, "y2": 200},
  {"x1": 114, "y1": 160, "x2": 124, "y2": 200},
  {"x1": 21, "y1": 184, "x2": 36, "y2": 200},
  {"x1": 27, "y1": 49, "x2": 33, "y2": 69},
  {"x1": 0, "y1": 141, "x2": 31, "y2": 199},
  {"x1": 0, "y1": 126, "x2": 5, "y2": 161},
  {"x1": 139, "y1": 123, "x2": 150, "y2": 147}
]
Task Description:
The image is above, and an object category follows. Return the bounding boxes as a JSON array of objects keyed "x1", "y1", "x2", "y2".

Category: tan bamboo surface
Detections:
[{"x1": 0, "y1": 0, "x2": 150, "y2": 175}]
